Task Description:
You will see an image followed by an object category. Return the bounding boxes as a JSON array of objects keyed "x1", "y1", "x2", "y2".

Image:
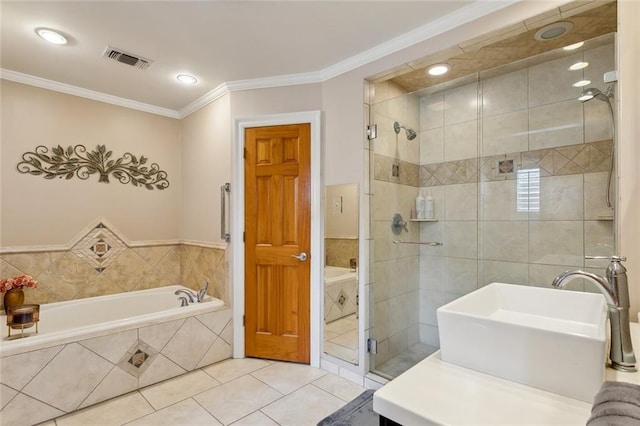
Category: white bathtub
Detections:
[
  {"x1": 324, "y1": 266, "x2": 358, "y2": 323},
  {"x1": 1, "y1": 285, "x2": 232, "y2": 426}
]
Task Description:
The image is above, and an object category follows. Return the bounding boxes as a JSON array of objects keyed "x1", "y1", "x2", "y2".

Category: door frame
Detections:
[{"x1": 232, "y1": 111, "x2": 322, "y2": 367}]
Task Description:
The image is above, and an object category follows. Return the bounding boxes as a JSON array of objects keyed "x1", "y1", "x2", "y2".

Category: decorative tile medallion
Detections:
[
  {"x1": 498, "y1": 159, "x2": 514, "y2": 174},
  {"x1": 336, "y1": 290, "x2": 348, "y2": 309},
  {"x1": 71, "y1": 223, "x2": 127, "y2": 272},
  {"x1": 118, "y1": 339, "x2": 157, "y2": 377}
]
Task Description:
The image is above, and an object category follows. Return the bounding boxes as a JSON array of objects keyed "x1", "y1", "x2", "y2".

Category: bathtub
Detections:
[
  {"x1": 0, "y1": 285, "x2": 232, "y2": 426},
  {"x1": 324, "y1": 266, "x2": 358, "y2": 323}
]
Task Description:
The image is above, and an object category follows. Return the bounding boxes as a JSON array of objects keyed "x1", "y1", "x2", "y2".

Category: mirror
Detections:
[{"x1": 323, "y1": 183, "x2": 359, "y2": 364}]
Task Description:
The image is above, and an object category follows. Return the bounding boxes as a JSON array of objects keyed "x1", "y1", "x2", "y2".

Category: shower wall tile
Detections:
[
  {"x1": 445, "y1": 221, "x2": 478, "y2": 259},
  {"x1": 374, "y1": 301, "x2": 389, "y2": 341},
  {"x1": 528, "y1": 52, "x2": 582, "y2": 107},
  {"x1": 584, "y1": 172, "x2": 614, "y2": 220},
  {"x1": 529, "y1": 221, "x2": 584, "y2": 267},
  {"x1": 583, "y1": 44, "x2": 615, "y2": 93},
  {"x1": 388, "y1": 294, "x2": 410, "y2": 336},
  {"x1": 444, "y1": 83, "x2": 478, "y2": 125},
  {"x1": 444, "y1": 183, "x2": 477, "y2": 221},
  {"x1": 529, "y1": 263, "x2": 584, "y2": 291},
  {"x1": 530, "y1": 174, "x2": 584, "y2": 221},
  {"x1": 480, "y1": 180, "x2": 528, "y2": 221},
  {"x1": 419, "y1": 255, "x2": 446, "y2": 292},
  {"x1": 584, "y1": 221, "x2": 615, "y2": 265},
  {"x1": 529, "y1": 99, "x2": 583, "y2": 150},
  {"x1": 529, "y1": 99, "x2": 584, "y2": 150},
  {"x1": 445, "y1": 257, "x2": 478, "y2": 296},
  {"x1": 420, "y1": 92, "x2": 444, "y2": 130},
  {"x1": 482, "y1": 68, "x2": 528, "y2": 117},
  {"x1": 388, "y1": 329, "x2": 409, "y2": 359},
  {"x1": 444, "y1": 120, "x2": 478, "y2": 162},
  {"x1": 481, "y1": 221, "x2": 529, "y2": 263},
  {"x1": 373, "y1": 154, "x2": 419, "y2": 186},
  {"x1": 419, "y1": 128, "x2": 444, "y2": 165},
  {"x1": 482, "y1": 110, "x2": 529, "y2": 156},
  {"x1": 373, "y1": 261, "x2": 390, "y2": 302},
  {"x1": 584, "y1": 101, "x2": 613, "y2": 143},
  {"x1": 419, "y1": 324, "x2": 440, "y2": 348},
  {"x1": 419, "y1": 289, "x2": 443, "y2": 326},
  {"x1": 419, "y1": 222, "x2": 445, "y2": 257},
  {"x1": 481, "y1": 260, "x2": 529, "y2": 286}
]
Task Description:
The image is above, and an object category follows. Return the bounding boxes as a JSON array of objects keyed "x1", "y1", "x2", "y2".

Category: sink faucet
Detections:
[{"x1": 552, "y1": 255, "x2": 636, "y2": 372}]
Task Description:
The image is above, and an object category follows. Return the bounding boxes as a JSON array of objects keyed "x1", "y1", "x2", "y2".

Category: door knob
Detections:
[{"x1": 291, "y1": 252, "x2": 308, "y2": 261}]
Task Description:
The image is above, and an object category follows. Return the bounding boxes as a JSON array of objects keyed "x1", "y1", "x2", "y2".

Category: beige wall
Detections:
[
  {"x1": 0, "y1": 80, "x2": 181, "y2": 248},
  {"x1": 618, "y1": 0, "x2": 640, "y2": 319},
  {"x1": 325, "y1": 183, "x2": 358, "y2": 238},
  {"x1": 180, "y1": 94, "x2": 231, "y2": 244}
]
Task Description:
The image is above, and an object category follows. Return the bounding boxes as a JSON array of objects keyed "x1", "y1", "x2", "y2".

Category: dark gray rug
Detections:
[{"x1": 318, "y1": 389, "x2": 377, "y2": 426}]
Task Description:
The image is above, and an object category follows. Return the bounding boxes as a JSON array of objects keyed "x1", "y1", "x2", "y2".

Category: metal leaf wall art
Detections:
[{"x1": 17, "y1": 145, "x2": 169, "y2": 190}]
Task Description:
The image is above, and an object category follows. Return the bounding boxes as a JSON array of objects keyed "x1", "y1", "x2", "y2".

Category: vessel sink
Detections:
[{"x1": 437, "y1": 282, "x2": 607, "y2": 402}]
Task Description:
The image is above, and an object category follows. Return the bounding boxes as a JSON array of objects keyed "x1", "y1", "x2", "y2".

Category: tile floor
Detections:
[
  {"x1": 323, "y1": 314, "x2": 358, "y2": 364},
  {"x1": 43, "y1": 358, "x2": 366, "y2": 426}
]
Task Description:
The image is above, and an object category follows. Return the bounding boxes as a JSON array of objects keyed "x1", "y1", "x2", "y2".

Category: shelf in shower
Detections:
[
  {"x1": 408, "y1": 218, "x2": 438, "y2": 222},
  {"x1": 597, "y1": 215, "x2": 614, "y2": 221}
]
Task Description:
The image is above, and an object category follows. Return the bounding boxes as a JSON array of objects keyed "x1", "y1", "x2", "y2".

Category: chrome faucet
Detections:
[
  {"x1": 175, "y1": 289, "x2": 198, "y2": 304},
  {"x1": 174, "y1": 279, "x2": 210, "y2": 305},
  {"x1": 552, "y1": 255, "x2": 636, "y2": 372}
]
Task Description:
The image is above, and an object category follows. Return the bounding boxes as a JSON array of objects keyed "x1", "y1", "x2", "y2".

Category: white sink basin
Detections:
[{"x1": 437, "y1": 282, "x2": 608, "y2": 402}]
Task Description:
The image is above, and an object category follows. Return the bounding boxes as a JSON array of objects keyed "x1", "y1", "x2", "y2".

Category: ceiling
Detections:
[{"x1": 0, "y1": 1, "x2": 479, "y2": 116}]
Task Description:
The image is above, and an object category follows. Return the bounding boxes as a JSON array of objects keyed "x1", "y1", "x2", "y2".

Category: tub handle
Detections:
[{"x1": 220, "y1": 183, "x2": 231, "y2": 242}]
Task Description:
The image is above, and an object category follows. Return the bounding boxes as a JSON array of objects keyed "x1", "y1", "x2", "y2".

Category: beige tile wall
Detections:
[
  {"x1": 0, "y1": 244, "x2": 228, "y2": 308},
  {"x1": 325, "y1": 238, "x2": 358, "y2": 268}
]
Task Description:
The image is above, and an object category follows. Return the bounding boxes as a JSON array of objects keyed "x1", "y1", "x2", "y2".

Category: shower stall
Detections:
[{"x1": 366, "y1": 28, "x2": 617, "y2": 379}]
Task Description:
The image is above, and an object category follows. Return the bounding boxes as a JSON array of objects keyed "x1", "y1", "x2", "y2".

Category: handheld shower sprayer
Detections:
[
  {"x1": 578, "y1": 84, "x2": 615, "y2": 208},
  {"x1": 393, "y1": 121, "x2": 417, "y2": 141}
]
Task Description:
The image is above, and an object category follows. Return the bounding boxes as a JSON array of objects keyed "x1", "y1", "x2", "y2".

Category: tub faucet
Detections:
[
  {"x1": 552, "y1": 255, "x2": 636, "y2": 372},
  {"x1": 197, "y1": 279, "x2": 210, "y2": 303},
  {"x1": 175, "y1": 289, "x2": 197, "y2": 304}
]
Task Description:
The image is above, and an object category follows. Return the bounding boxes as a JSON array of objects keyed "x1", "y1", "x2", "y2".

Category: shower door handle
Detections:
[{"x1": 291, "y1": 252, "x2": 307, "y2": 262}]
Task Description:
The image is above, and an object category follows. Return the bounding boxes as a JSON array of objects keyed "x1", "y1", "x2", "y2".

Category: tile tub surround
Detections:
[
  {"x1": 0, "y1": 297, "x2": 232, "y2": 426},
  {"x1": 0, "y1": 224, "x2": 228, "y2": 307},
  {"x1": 325, "y1": 238, "x2": 358, "y2": 269},
  {"x1": 324, "y1": 266, "x2": 358, "y2": 323}
]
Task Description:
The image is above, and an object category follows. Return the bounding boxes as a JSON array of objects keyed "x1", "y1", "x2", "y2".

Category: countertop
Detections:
[{"x1": 373, "y1": 323, "x2": 640, "y2": 425}]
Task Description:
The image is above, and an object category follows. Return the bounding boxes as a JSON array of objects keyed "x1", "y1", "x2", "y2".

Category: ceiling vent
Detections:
[{"x1": 103, "y1": 46, "x2": 153, "y2": 70}]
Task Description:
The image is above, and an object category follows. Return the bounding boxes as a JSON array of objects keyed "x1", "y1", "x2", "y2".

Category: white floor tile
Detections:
[
  {"x1": 203, "y1": 358, "x2": 271, "y2": 383},
  {"x1": 194, "y1": 375, "x2": 282, "y2": 425},
  {"x1": 56, "y1": 392, "x2": 153, "y2": 426},
  {"x1": 251, "y1": 362, "x2": 327, "y2": 394},
  {"x1": 312, "y1": 374, "x2": 366, "y2": 402},
  {"x1": 261, "y1": 384, "x2": 344, "y2": 426},
  {"x1": 230, "y1": 410, "x2": 279, "y2": 426},
  {"x1": 140, "y1": 369, "x2": 221, "y2": 410},
  {"x1": 127, "y1": 398, "x2": 222, "y2": 425}
]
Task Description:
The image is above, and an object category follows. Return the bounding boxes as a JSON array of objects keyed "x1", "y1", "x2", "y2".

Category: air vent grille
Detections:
[{"x1": 103, "y1": 47, "x2": 153, "y2": 70}]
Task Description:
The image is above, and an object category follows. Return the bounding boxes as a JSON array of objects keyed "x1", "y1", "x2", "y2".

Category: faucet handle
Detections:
[{"x1": 586, "y1": 255, "x2": 627, "y2": 262}]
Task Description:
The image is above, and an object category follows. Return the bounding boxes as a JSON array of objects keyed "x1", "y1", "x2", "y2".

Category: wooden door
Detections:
[{"x1": 244, "y1": 123, "x2": 311, "y2": 363}]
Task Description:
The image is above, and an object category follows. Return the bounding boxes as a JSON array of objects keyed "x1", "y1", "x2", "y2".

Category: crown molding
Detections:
[
  {"x1": 0, "y1": 69, "x2": 180, "y2": 119},
  {"x1": 177, "y1": 82, "x2": 230, "y2": 118}
]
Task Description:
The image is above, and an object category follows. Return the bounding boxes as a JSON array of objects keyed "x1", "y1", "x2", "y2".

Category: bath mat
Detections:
[{"x1": 317, "y1": 389, "x2": 377, "y2": 426}]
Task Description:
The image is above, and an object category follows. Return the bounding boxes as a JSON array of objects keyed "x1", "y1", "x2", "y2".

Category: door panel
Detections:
[{"x1": 245, "y1": 124, "x2": 311, "y2": 363}]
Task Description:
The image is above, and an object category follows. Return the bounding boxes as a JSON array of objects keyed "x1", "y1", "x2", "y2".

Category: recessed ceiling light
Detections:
[
  {"x1": 573, "y1": 80, "x2": 591, "y2": 87},
  {"x1": 35, "y1": 28, "x2": 67, "y2": 45},
  {"x1": 533, "y1": 22, "x2": 573, "y2": 41},
  {"x1": 568, "y1": 61, "x2": 589, "y2": 71},
  {"x1": 176, "y1": 74, "x2": 197, "y2": 84},
  {"x1": 563, "y1": 41, "x2": 584, "y2": 51},
  {"x1": 427, "y1": 64, "x2": 449, "y2": 76}
]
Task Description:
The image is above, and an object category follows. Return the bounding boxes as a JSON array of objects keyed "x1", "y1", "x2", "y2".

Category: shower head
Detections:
[
  {"x1": 578, "y1": 87, "x2": 611, "y2": 103},
  {"x1": 393, "y1": 121, "x2": 417, "y2": 141}
]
